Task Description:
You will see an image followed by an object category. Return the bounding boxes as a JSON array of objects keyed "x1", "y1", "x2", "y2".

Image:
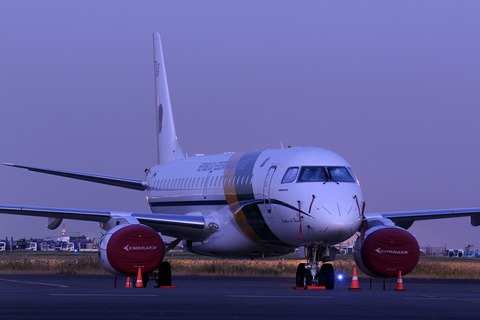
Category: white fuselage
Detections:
[{"x1": 145, "y1": 147, "x2": 363, "y2": 257}]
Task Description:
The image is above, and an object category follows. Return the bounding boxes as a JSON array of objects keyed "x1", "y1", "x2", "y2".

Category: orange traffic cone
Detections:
[
  {"x1": 394, "y1": 271, "x2": 405, "y2": 291},
  {"x1": 125, "y1": 277, "x2": 132, "y2": 288},
  {"x1": 348, "y1": 267, "x2": 361, "y2": 290},
  {"x1": 135, "y1": 267, "x2": 144, "y2": 288}
]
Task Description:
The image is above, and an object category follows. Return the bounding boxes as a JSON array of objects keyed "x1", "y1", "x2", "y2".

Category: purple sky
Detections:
[{"x1": 1, "y1": 1, "x2": 480, "y2": 248}]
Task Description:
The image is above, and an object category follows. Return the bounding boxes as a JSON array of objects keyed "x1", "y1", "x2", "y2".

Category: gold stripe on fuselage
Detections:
[{"x1": 224, "y1": 152, "x2": 263, "y2": 242}]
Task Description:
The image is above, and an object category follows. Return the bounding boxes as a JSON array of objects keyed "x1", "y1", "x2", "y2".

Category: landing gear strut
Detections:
[{"x1": 295, "y1": 246, "x2": 335, "y2": 290}]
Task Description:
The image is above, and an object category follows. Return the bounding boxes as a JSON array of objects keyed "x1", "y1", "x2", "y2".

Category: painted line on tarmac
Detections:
[
  {"x1": 50, "y1": 294, "x2": 158, "y2": 297},
  {"x1": 0, "y1": 278, "x2": 69, "y2": 288},
  {"x1": 228, "y1": 295, "x2": 333, "y2": 299},
  {"x1": 403, "y1": 298, "x2": 452, "y2": 300},
  {"x1": 403, "y1": 297, "x2": 480, "y2": 304}
]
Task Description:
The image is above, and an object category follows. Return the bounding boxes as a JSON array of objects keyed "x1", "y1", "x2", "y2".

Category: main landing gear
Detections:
[
  {"x1": 146, "y1": 261, "x2": 172, "y2": 287},
  {"x1": 295, "y1": 246, "x2": 335, "y2": 290}
]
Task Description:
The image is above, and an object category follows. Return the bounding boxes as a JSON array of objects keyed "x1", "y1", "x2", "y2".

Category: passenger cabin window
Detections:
[{"x1": 281, "y1": 167, "x2": 299, "y2": 184}]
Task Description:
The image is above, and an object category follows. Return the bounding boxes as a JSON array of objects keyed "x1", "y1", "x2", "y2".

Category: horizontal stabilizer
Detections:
[{"x1": 3, "y1": 163, "x2": 148, "y2": 191}]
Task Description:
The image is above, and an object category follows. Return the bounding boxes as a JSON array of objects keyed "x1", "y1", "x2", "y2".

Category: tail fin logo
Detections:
[
  {"x1": 154, "y1": 61, "x2": 160, "y2": 78},
  {"x1": 157, "y1": 101, "x2": 163, "y2": 134}
]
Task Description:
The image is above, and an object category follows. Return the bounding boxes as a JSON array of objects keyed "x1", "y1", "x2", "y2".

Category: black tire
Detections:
[
  {"x1": 295, "y1": 263, "x2": 306, "y2": 287},
  {"x1": 319, "y1": 263, "x2": 335, "y2": 290},
  {"x1": 143, "y1": 273, "x2": 149, "y2": 288},
  {"x1": 305, "y1": 271, "x2": 313, "y2": 287},
  {"x1": 296, "y1": 263, "x2": 312, "y2": 287},
  {"x1": 157, "y1": 262, "x2": 172, "y2": 287}
]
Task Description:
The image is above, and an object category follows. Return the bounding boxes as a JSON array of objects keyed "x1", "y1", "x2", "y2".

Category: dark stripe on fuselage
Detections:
[
  {"x1": 225, "y1": 151, "x2": 282, "y2": 244},
  {"x1": 150, "y1": 200, "x2": 228, "y2": 207},
  {"x1": 150, "y1": 198, "x2": 311, "y2": 217}
]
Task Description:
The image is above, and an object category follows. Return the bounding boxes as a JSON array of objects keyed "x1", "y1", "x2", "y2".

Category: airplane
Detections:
[{"x1": 2, "y1": 32, "x2": 480, "y2": 289}]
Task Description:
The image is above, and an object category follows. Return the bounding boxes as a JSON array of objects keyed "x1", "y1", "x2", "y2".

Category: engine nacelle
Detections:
[
  {"x1": 99, "y1": 224, "x2": 165, "y2": 276},
  {"x1": 353, "y1": 226, "x2": 420, "y2": 277}
]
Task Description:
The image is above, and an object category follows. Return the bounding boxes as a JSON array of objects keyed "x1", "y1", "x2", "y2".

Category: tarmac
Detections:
[{"x1": 0, "y1": 274, "x2": 479, "y2": 319}]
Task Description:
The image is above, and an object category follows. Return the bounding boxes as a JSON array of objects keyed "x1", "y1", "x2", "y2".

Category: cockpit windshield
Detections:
[
  {"x1": 327, "y1": 166, "x2": 356, "y2": 183},
  {"x1": 281, "y1": 166, "x2": 356, "y2": 184},
  {"x1": 298, "y1": 167, "x2": 328, "y2": 182}
]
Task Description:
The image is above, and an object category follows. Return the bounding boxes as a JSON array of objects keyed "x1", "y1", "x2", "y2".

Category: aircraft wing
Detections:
[
  {"x1": 366, "y1": 207, "x2": 480, "y2": 229},
  {"x1": 3, "y1": 163, "x2": 148, "y2": 191},
  {"x1": 0, "y1": 204, "x2": 213, "y2": 241}
]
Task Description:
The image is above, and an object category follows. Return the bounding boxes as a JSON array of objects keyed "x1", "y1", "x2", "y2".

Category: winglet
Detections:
[{"x1": 153, "y1": 32, "x2": 185, "y2": 164}]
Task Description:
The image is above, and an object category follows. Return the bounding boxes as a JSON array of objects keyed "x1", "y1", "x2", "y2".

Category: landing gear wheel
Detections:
[
  {"x1": 142, "y1": 273, "x2": 149, "y2": 287},
  {"x1": 319, "y1": 263, "x2": 335, "y2": 290},
  {"x1": 296, "y1": 263, "x2": 312, "y2": 287},
  {"x1": 296, "y1": 263, "x2": 305, "y2": 287},
  {"x1": 157, "y1": 262, "x2": 172, "y2": 287}
]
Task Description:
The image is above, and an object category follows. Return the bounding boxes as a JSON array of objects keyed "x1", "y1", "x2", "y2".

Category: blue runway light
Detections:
[{"x1": 337, "y1": 274, "x2": 344, "y2": 281}]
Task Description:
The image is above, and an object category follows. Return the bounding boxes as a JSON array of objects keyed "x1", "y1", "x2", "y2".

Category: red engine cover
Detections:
[
  {"x1": 361, "y1": 227, "x2": 420, "y2": 277},
  {"x1": 105, "y1": 224, "x2": 165, "y2": 276}
]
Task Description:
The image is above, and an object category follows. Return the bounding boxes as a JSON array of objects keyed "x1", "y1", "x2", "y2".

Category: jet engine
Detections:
[
  {"x1": 353, "y1": 223, "x2": 420, "y2": 278},
  {"x1": 99, "y1": 224, "x2": 165, "y2": 276}
]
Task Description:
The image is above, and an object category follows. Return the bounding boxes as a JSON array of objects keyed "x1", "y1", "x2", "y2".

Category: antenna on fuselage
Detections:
[{"x1": 153, "y1": 32, "x2": 185, "y2": 164}]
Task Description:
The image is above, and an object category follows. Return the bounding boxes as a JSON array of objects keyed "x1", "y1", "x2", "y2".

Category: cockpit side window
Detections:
[
  {"x1": 281, "y1": 167, "x2": 299, "y2": 184},
  {"x1": 327, "y1": 166, "x2": 355, "y2": 183},
  {"x1": 298, "y1": 166, "x2": 328, "y2": 182}
]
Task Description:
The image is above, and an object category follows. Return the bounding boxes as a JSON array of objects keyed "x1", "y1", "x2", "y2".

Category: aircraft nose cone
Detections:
[
  {"x1": 314, "y1": 199, "x2": 362, "y2": 243},
  {"x1": 319, "y1": 201, "x2": 354, "y2": 217}
]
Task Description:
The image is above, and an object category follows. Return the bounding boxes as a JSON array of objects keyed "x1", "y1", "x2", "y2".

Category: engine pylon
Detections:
[{"x1": 348, "y1": 267, "x2": 362, "y2": 290}]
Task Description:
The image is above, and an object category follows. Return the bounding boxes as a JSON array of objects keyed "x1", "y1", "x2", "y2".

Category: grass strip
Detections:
[{"x1": 1, "y1": 252, "x2": 480, "y2": 278}]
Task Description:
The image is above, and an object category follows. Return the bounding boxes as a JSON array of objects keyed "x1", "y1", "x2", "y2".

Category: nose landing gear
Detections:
[{"x1": 295, "y1": 245, "x2": 335, "y2": 290}]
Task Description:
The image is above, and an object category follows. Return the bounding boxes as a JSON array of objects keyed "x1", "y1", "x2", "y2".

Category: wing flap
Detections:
[
  {"x1": 367, "y1": 207, "x2": 480, "y2": 227},
  {"x1": 3, "y1": 163, "x2": 148, "y2": 191},
  {"x1": 0, "y1": 204, "x2": 111, "y2": 222},
  {"x1": 0, "y1": 204, "x2": 213, "y2": 241}
]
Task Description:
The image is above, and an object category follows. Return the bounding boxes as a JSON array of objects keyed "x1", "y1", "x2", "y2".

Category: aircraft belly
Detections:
[{"x1": 187, "y1": 214, "x2": 293, "y2": 257}]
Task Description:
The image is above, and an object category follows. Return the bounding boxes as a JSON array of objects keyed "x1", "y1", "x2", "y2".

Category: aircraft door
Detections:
[
  {"x1": 203, "y1": 171, "x2": 213, "y2": 199},
  {"x1": 263, "y1": 165, "x2": 277, "y2": 213}
]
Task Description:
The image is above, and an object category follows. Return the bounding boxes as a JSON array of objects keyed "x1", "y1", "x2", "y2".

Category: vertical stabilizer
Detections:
[{"x1": 153, "y1": 32, "x2": 185, "y2": 164}]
